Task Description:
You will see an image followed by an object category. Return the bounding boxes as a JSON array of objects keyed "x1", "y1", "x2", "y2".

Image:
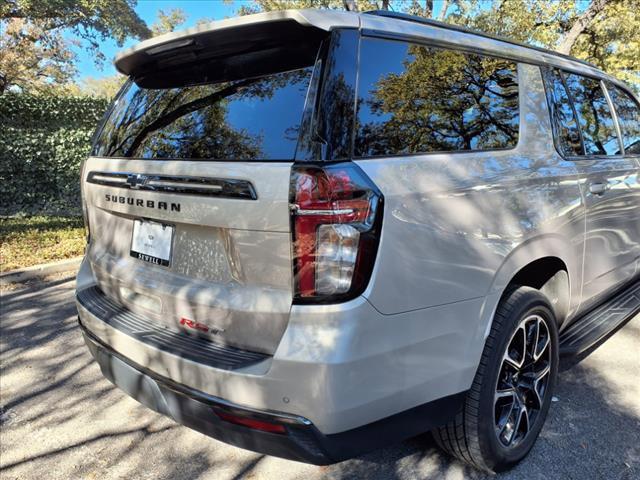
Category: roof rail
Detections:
[{"x1": 362, "y1": 10, "x2": 598, "y2": 70}]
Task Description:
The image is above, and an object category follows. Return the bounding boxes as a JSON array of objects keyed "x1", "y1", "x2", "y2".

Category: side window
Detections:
[
  {"x1": 563, "y1": 73, "x2": 620, "y2": 156},
  {"x1": 606, "y1": 83, "x2": 640, "y2": 155},
  {"x1": 541, "y1": 68, "x2": 583, "y2": 156},
  {"x1": 354, "y1": 37, "x2": 519, "y2": 157}
]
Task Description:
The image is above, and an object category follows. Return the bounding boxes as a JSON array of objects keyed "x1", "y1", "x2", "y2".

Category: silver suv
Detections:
[{"x1": 76, "y1": 9, "x2": 640, "y2": 472}]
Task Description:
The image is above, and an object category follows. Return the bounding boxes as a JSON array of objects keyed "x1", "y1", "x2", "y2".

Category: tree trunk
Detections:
[
  {"x1": 343, "y1": 0, "x2": 359, "y2": 12},
  {"x1": 437, "y1": 0, "x2": 450, "y2": 21},
  {"x1": 557, "y1": 0, "x2": 608, "y2": 55}
]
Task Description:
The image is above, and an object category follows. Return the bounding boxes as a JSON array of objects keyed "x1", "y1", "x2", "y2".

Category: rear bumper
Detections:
[
  {"x1": 76, "y1": 253, "x2": 484, "y2": 457},
  {"x1": 81, "y1": 324, "x2": 465, "y2": 464}
]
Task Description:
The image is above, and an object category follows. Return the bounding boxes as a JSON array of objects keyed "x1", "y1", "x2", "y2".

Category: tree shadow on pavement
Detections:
[
  {"x1": 322, "y1": 316, "x2": 639, "y2": 480},
  {"x1": 1, "y1": 277, "x2": 637, "y2": 480}
]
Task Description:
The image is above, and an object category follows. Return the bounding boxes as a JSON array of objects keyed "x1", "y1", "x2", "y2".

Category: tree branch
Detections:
[
  {"x1": 426, "y1": 0, "x2": 434, "y2": 17},
  {"x1": 437, "y1": 0, "x2": 450, "y2": 21},
  {"x1": 343, "y1": 0, "x2": 359, "y2": 12},
  {"x1": 122, "y1": 78, "x2": 258, "y2": 157},
  {"x1": 557, "y1": 0, "x2": 608, "y2": 55}
]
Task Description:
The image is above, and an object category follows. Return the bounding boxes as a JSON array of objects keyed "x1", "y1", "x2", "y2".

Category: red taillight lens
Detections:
[
  {"x1": 215, "y1": 411, "x2": 287, "y2": 434},
  {"x1": 290, "y1": 162, "x2": 383, "y2": 303}
]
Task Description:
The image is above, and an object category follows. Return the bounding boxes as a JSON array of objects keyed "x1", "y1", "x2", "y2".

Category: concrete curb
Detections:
[{"x1": 1, "y1": 257, "x2": 82, "y2": 284}]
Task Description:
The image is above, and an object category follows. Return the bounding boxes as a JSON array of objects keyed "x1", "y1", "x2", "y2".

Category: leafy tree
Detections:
[
  {"x1": 151, "y1": 8, "x2": 187, "y2": 36},
  {"x1": 229, "y1": 0, "x2": 384, "y2": 15},
  {"x1": 0, "y1": 18, "x2": 76, "y2": 94},
  {"x1": 0, "y1": 0, "x2": 151, "y2": 50},
  {"x1": 235, "y1": 0, "x2": 639, "y2": 91},
  {"x1": 450, "y1": 0, "x2": 639, "y2": 90},
  {"x1": 0, "y1": 0, "x2": 151, "y2": 93},
  {"x1": 76, "y1": 75, "x2": 127, "y2": 98}
]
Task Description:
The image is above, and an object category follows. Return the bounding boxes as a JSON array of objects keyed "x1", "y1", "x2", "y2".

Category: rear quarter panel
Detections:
[{"x1": 356, "y1": 63, "x2": 585, "y2": 319}]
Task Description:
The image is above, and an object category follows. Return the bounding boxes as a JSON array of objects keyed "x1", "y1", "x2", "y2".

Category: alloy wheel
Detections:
[{"x1": 494, "y1": 314, "x2": 551, "y2": 448}]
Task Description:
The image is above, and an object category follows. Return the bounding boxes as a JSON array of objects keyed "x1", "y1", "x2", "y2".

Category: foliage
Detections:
[
  {"x1": 151, "y1": 8, "x2": 187, "y2": 36},
  {"x1": 0, "y1": 0, "x2": 151, "y2": 53},
  {"x1": 237, "y1": 0, "x2": 639, "y2": 92},
  {"x1": 571, "y1": 0, "x2": 639, "y2": 89},
  {"x1": 0, "y1": 93, "x2": 109, "y2": 216},
  {"x1": 0, "y1": 0, "x2": 150, "y2": 93},
  {"x1": 73, "y1": 75, "x2": 127, "y2": 99},
  {"x1": 0, "y1": 18, "x2": 76, "y2": 94},
  {"x1": 0, "y1": 216, "x2": 85, "y2": 271},
  {"x1": 449, "y1": 0, "x2": 639, "y2": 91},
  {"x1": 230, "y1": 0, "x2": 384, "y2": 15}
]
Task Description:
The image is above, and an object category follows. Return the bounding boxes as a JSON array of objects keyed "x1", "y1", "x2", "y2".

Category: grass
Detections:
[{"x1": 0, "y1": 216, "x2": 86, "y2": 272}]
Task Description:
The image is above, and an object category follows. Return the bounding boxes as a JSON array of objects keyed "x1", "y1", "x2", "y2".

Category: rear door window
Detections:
[
  {"x1": 541, "y1": 68, "x2": 583, "y2": 157},
  {"x1": 93, "y1": 68, "x2": 313, "y2": 160},
  {"x1": 563, "y1": 73, "x2": 620, "y2": 156},
  {"x1": 354, "y1": 37, "x2": 519, "y2": 157},
  {"x1": 605, "y1": 83, "x2": 640, "y2": 155}
]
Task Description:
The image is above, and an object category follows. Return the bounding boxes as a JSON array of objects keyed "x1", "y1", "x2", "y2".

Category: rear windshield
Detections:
[{"x1": 92, "y1": 67, "x2": 313, "y2": 160}]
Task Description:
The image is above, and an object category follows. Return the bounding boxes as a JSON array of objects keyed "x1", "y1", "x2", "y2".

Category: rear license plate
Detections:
[{"x1": 130, "y1": 219, "x2": 174, "y2": 267}]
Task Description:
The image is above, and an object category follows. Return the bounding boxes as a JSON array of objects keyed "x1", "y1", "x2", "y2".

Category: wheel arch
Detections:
[
  {"x1": 460, "y1": 235, "x2": 579, "y2": 400},
  {"x1": 488, "y1": 235, "x2": 579, "y2": 322},
  {"x1": 476, "y1": 235, "x2": 581, "y2": 349},
  {"x1": 505, "y1": 257, "x2": 570, "y2": 325}
]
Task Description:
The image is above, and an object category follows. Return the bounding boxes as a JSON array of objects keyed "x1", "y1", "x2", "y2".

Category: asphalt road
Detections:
[{"x1": 1, "y1": 275, "x2": 638, "y2": 480}]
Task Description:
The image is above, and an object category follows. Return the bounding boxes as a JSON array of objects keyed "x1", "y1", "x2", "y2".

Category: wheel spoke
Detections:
[
  {"x1": 533, "y1": 318, "x2": 550, "y2": 361},
  {"x1": 532, "y1": 364, "x2": 551, "y2": 408},
  {"x1": 527, "y1": 317, "x2": 540, "y2": 360},
  {"x1": 534, "y1": 363, "x2": 551, "y2": 382},
  {"x1": 496, "y1": 396, "x2": 518, "y2": 444},
  {"x1": 514, "y1": 403, "x2": 530, "y2": 440},
  {"x1": 495, "y1": 387, "x2": 516, "y2": 406},
  {"x1": 503, "y1": 324, "x2": 527, "y2": 370}
]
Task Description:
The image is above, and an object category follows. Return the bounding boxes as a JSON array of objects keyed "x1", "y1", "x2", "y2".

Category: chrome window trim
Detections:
[{"x1": 601, "y1": 80, "x2": 626, "y2": 156}]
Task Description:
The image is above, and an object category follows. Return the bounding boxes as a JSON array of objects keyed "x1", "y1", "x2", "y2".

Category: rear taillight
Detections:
[{"x1": 290, "y1": 162, "x2": 383, "y2": 303}]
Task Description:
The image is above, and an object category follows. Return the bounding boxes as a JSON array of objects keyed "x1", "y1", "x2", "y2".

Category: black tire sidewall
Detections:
[{"x1": 476, "y1": 288, "x2": 560, "y2": 471}]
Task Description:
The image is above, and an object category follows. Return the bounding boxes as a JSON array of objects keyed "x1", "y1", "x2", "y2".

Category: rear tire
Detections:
[{"x1": 432, "y1": 286, "x2": 559, "y2": 472}]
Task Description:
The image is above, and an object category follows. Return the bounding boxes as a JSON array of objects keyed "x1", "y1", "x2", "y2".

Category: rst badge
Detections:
[{"x1": 180, "y1": 317, "x2": 225, "y2": 335}]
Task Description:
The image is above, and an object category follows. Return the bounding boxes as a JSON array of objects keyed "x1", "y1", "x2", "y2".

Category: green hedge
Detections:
[{"x1": 0, "y1": 94, "x2": 109, "y2": 216}]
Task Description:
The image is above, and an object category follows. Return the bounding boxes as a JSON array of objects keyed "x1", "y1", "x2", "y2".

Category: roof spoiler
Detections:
[{"x1": 114, "y1": 9, "x2": 359, "y2": 78}]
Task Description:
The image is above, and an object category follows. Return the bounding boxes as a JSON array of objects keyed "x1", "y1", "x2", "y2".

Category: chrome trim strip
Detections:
[
  {"x1": 291, "y1": 206, "x2": 355, "y2": 216},
  {"x1": 87, "y1": 171, "x2": 257, "y2": 200}
]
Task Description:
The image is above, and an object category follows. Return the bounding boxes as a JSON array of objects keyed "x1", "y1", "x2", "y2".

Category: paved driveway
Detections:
[{"x1": 1, "y1": 275, "x2": 638, "y2": 480}]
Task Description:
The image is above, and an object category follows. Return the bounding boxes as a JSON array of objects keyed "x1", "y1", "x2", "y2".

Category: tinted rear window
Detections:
[
  {"x1": 541, "y1": 68, "x2": 583, "y2": 156},
  {"x1": 93, "y1": 68, "x2": 313, "y2": 160},
  {"x1": 354, "y1": 37, "x2": 519, "y2": 157},
  {"x1": 563, "y1": 73, "x2": 620, "y2": 155}
]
